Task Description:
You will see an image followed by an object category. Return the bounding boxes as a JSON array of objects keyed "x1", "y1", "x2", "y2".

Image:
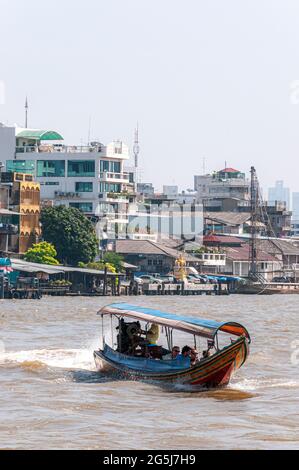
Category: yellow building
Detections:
[{"x1": 0, "y1": 172, "x2": 41, "y2": 254}]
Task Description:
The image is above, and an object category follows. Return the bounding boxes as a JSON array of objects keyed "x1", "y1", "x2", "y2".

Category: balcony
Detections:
[
  {"x1": 99, "y1": 192, "x2": 130, "y2": 203},
  {"x1": 16, "y1": 144, "x2": 104, "y2": 155},
  {"x1": 195, "y1": 253, "x2": 226, "y2": 266},
  {"x1": 99, "y1": 171, "x2": 130, "y2": 183}
]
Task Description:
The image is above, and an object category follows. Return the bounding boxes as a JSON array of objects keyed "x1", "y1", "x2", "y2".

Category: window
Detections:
[
  {"x1": 148, "y1": 259, "x2": 153, "y2": 266},
  {"x1": 69, "y1": 202, "x2": 93, "y2": 212},
  {"x1": 6, "y1": 160, "x2": 35, "y2": 174},
  {"x1": 100, "y1": 160, "x2": 121, "y2": 173},
  {"x1": 68, "y1": 160, "x2": 95, "y2": 177},
  {"x1": 99, "y1": 183, "x2": 121, "y2": 193},
  {"x1": 75, "y1": 182, "x2": 93, "y2": 192},
  {"x1": 37, "y1": 160, "x2": 65, "y2": 177}
]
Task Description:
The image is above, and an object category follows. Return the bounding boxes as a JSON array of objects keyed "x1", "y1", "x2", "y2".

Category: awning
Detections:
[
  {"x1": 10, "y1": 259, "x2": 123, "y2": 276},
  {"x1": 98, "y1": 303, "x2": 251, "y2": 341},
  {"x1": 10, "y1": 262, "x2": 64, "y2": 275},
  {"x1": 0, "y1": 208, "x2": 21, "y2": 215},
  {"x1": 16, "y1": 129, "x2": 64, "y2": 141}
]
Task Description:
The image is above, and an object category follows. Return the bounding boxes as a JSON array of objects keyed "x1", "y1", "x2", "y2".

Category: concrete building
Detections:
[
  {"x1": 194, "y1": 168, "x2": 250, "y2": 212},
  {"x1": 137, "y1": 182, "x2": 155, "y2": 197},
  {"x1": 223, "y1": 244, "x2": 280, "y2": 280},
  {"x1": 268, "y1": 180, "x2": 290, "y2": 210},
  {"x1": 175, "y1": 190, "x2": 197, "y2": 204},
  {"x1": 114, "y1": 239, "x2": 200, "y2": 274},
  {"x1": 204, "y1": 211, "x2": 251, "y2": 235},
  {"x1": 0, "y1": 172, "x2": 40, "y2": 254},
  {"x1": 163, "y1": 185, "x2": 178, "y2": 197},
  {"x1": 0, "y1": 124, "x2": 134, "y2": 237},
  {"x1": 291, "y1": 221, "x2": 299, "y2": 237},
  {"x1": 265, "y1": 201, "x2": 292, "y2": 237},
  {"x1": 292, "y1": 192, "x2": 299, "y2": 220}
]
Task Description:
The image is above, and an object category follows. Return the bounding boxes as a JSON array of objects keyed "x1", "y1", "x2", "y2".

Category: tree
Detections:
[
  {"x1": 41, "y1": 206, "x2": 98, "y2": 265},
  {"x1": 24, "y1": 241, "x2": 60, "y2": 265},
  {"x1": 78, "y1": 261, "x2": 117, "y2": 274},
  {"x1": 102, "y1": 252, "x2": 124, "y2": 272}
]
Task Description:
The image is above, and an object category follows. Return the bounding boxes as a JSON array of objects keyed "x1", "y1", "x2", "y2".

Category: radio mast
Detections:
[
  {"x1": 133, "y1": 123, "x2": 140, "y2": 189},
  {"x1": 25, "y1": 96, "x2": 28, "y2": 128}
]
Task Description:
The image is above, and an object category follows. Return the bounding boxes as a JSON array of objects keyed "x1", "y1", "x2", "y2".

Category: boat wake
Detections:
[
  {"x1": 0, "y1": 348, "x2": 96, "y2": 372},
  {"x1": 230, "y1": 377, "x2": 299, "y2": 392}
]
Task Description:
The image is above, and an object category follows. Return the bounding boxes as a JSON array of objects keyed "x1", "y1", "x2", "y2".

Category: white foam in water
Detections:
[
  {"x1": 231, "y1": 378, "x2": 299, "y2": 391},
  {"x1": 0, "y1": 337, "x2": 101, "y2": 371}
]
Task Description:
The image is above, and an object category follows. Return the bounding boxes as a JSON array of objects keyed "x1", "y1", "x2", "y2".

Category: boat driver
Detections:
[{"x1": 145, "y1": 323, "x2": 160, "y2": 345}]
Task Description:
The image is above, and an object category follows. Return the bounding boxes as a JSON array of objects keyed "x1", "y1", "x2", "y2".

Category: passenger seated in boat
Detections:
[
  {"x1": 173, "y1": 345, "x2": 191, "y2": 367},
  {"x1": 190, "y1": 348, "x2": 199, "y2": 366},
  {"x1": 162, "y1": 346, "x2": 181, "y2": 360},
  {"x1": 181, "y1": 345, "x2": 192, "y2": 358}
]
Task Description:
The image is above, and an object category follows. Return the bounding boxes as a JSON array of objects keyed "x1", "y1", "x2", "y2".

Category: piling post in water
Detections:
[
  {"x1": 103, "y1": 266, "x2": 107, "y2": 296},
  {"x1": 0, "y1": 273, "x2": 4, "y2": 299}
]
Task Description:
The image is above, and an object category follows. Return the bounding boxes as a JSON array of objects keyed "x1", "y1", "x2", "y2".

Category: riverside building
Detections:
[
  {"x1": 194, "y1": 167, "x2": 250, "y2": 212},
  {"x1": 0, "y1": 124, "x2": 135, "y2": 237}
]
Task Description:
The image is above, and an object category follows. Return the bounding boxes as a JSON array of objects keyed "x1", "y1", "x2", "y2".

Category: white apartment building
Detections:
[
  {"x1": 194, "y1": 167, "x2": 250, "y2": 211},
  {"x1": 0, "y1": 124, "x2": 135, "y2": 235}
]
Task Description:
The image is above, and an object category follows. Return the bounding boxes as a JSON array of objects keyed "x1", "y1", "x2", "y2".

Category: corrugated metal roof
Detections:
[
  {"x1": 204, "y1": 234, "x2": 243, "y2": 245},
  {"x1": 204, "y1": 211, "x2": 251, "y2": 226},
  {"x1": 11, "y1": 261, "x2": 64, "y2": 275},
  {"x1": 224, "y1": 245, "x2": 278, "y2": 262},
  {"x1": 115, "y1": 240, "x2": 199, "y2": 262},
  {"x1": 10, "y1": 259, "x2": 121, "y2": 276}
]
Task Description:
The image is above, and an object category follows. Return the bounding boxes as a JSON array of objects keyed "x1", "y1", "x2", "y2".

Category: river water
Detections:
[{"x1": 0, "y1": 295, "x2": 298, "y2": 450}]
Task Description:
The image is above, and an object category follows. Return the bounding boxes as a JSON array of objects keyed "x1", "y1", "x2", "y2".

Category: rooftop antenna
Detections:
[
  {"x1": 202, "y1": 157, "x2": 206, "y2": 175},
  {"x1": 25, "y1": 96, "x2": 28, "y2": 128},
  {"x1": 87, "y1": 115, "x2": 92, "y2": 145},
  {"x1": 133, "y1": 123, "x2": 140, "y2": 188}
]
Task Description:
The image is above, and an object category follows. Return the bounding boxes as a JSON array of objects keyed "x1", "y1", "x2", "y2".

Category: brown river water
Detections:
[{"x1": 0, "y1": 295, "x2": 298, "y2": 450}]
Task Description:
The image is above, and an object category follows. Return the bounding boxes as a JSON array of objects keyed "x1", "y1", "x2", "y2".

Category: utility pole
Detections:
[{"x1": 249, "y1": 166, "x2": 258, "y2": 276}]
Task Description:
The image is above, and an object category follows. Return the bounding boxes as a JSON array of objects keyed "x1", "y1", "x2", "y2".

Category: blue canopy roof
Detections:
[{"x1": 99, "y1": 303, "x2": 250, "y2": 340}]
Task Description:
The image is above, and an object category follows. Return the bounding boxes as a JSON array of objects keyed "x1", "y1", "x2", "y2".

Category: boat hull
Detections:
[
  {"x1": 94, "y1": 336, "x2": 249, "y2": 388},
  {"x1": 236, "y1": 282, "x2": 299, "y2": 295}
]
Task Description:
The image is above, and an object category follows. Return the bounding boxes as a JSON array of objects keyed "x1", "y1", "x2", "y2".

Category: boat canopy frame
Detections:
[{"x1": 98, "y1": 303, "x2": 251, "y2": 342}]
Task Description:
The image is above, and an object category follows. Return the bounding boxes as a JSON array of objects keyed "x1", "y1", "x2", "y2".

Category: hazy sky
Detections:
[{"x1": 1, "y1": 0, "x2": 299, "y2": 194}]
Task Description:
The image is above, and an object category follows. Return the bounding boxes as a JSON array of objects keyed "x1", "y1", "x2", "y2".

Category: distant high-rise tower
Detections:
[
  {"x1": 25, "y1": 96, "x2": 28, "y2": 128},
  {"x1": 133, "y1": 124, "x2": 140, "y2": 187},
  {"x1": 292, "y1": 192, "x2": 299, "y2": 220},
  {"x1": 268, "y1": 180, "x2": 290, "y2": 209}
]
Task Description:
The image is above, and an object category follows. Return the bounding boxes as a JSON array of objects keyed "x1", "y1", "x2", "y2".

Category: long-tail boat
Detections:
[{"x1": 94, "y1": 303, "x2": 251, "y2": 388}]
